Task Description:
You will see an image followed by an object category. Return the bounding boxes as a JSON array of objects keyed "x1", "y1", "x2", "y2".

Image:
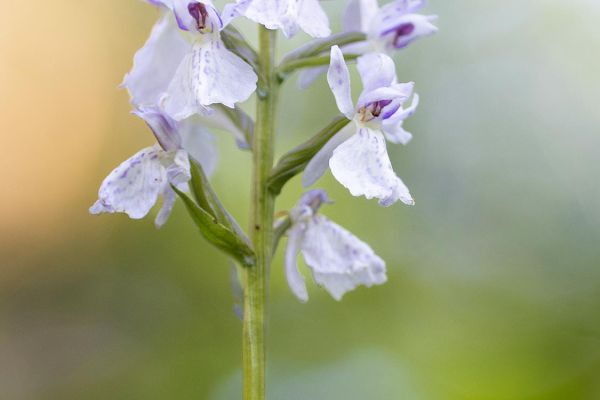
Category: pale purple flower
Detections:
[
  {"x1": 222, "y1": 0, "x2": 331, "y2": 38},
  {"x1": 298, "y1": 0, "x2": 437, "y2": 89},
  {"x1": 123, "y1": 1, "x2": 257, "y2": 121},
  {"x1": 344, "y1": 0, "x2": 438, "y2": 53},
  {"x1": 90, "y1": 108, "x2": 216, "y2": 227},
  {"x1": 284, "y1": 190, "x2": 387, "y2": 302},
  {"x1": 303, "y1": 46, "x2": 418, "y2": 206}
]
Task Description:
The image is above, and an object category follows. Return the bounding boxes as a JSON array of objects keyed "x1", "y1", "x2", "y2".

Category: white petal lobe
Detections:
[
  {"x1": 302, "y1": 124, "x2": 355, "y2": 187},
  {"x1": 301, "y1": 215, "x2": 387, "y2": 300},
  {"x1": 123, "y1": 14, "x2": 189, "y2": 107},
  {"x1": 329, "y1": 128, "x2": 414, "y2": 206},
  {"x1": 90, "y1": 146, "x2": 166, "y2": 219},
  {"x1": 327, "y1": 46, "x2": 354, "y2": 118},
  {"x1": 191, "y1": 40, "x2": 258, "y2": 108},
  {"x1": 297, "y1": 0, "x2": 331, "y2": 38},
  {"x1": 285, "y1": 225, "x2": 310, "y2": 302}
]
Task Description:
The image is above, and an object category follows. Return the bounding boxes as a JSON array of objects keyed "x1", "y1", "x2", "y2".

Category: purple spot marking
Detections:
[{"x1": 188, "y1": 2, "x2": 209, "y2": 30}]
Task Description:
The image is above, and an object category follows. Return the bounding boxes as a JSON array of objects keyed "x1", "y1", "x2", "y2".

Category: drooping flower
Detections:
[
  {"x1": 283, "y1": 189, "x2": 387, "y2": 302},
  {"x1": 222, "y1": 0, "x2": 331, "y2": 38},
  {"x1": 303, "y1": 46, "x2": 418, "y2": 206},
  {"x1": 298, "y1": 0, "x2": 437, "y2": 88},
  {"x1": 90, "y1": 107, "x2": 216, "y2": 227},
  {"x1": 123, "y1": 0, "x2": 257, "y2": 121}
]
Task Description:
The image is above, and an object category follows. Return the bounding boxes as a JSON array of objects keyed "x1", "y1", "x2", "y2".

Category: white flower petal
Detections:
[
  {"x1": 285, "y1": 225, "x2": 309, "y2": 302},
  {"x1": 297, "y1": 0, "x2": 331, "y2": 38},
  {"x1": 382, "y1": 122, "x2": 413, "y2": 145},
  {"x1": 225, "y1": 0, "x2": 329, "y2": 38},
  {"x1": 166, "y1": 149, "x2": 192, "y2": 186},
  {"x1": 342, "y1": 0, "x2": 379, "y2": 33},
  {"x1": 301, "y1": 215, "x2": 387, "y2": 300},
  {"x1": 371, "y1": 2, "x2": 438, "y2": 50},
  {"x1": 327, "y1": 46, "x2": 355, "y2": 118},
  {"x1": 161, "y1": 52, "x2": 210, "y2": 120},
  {"x1": 178, "y1": 118, "x2": 218, "y2": 176},
  {"x1": 155, "y1": 185, "x2": 177, "y2": 228},
  {"x1": 133, "y1": 106, "x2": 181, "y2": 151},
  {"x1": 302, "y1": 123, "x2": 355, "y2": 187},
  {"x1": 356, "y1": 53, "x2": 397, "y2": 92},
  {"x1": 329, "y1": 128, "x2": 414, "y2": 206},
  {"x1": 188, "y1": 39, "x2": 257, "y2": 108},
  {"x1": 162, "y1": 39, "x2": 256, "y2": 118},
  {"x1": 357, "y1": 83, "x2": 414, "y2": 109},
  {"x1": 123, "y1": 14, "x2": 189, "y2": 107},
  {"x1": 90, "y1": 146, "x2": 167, "y2": 219}
]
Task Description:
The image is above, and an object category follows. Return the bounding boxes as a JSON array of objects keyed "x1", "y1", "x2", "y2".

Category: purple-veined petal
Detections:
[
  {"x1": 356, "y1": 53, "x2": 397, "y2": 92},
  {"x1": 188, "y1": 39, "x2": 257, "y2": 108},
  {"x1": 302, "y1": 124, "x2": 355, "y2": 187},
  {"x1": 357, "y1": 82, "x2": 414, "y2": 110},
  {"x1": 301, "y1": 215, "x2": 387, "y2": 300},
  {"x1": 327, "y1": 46, "x2": 355, "y2": 118},
  {"x1": 285, "y1": 225, "x2": 309, "y2": 302},
  {"x1": 90, "y1": 146, "x2": 167, "y2": 219},
  {"x1": 329, "y1": 128, "x2": 414, "y2": 206},
  {"x1": 342, "y1": 0, "x2": 379, "y2": 33},
  {"x1": 133, "y1": 106, "x2": 181, "y2": 151},
  {"x1": 297, "y1": 0, "x2": 331, "y2": 38},
  {"x1": 123, "y1": 14, "x2": 189, "y2": 107},
  {"x1": 162, "y1": 38, "x2": 256, "y2": 117}
]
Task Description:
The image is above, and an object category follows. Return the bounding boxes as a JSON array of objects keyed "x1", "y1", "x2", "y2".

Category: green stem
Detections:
[
  {"x1": 277, "y1": 54, "x2": 360, "y2": 80},
  {"x1": 243, "y1": 26, "x2": 277, "y2": 400}
]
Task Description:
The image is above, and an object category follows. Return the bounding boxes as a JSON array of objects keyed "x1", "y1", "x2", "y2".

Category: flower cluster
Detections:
[{"x1": 91, "y1": 0, "x2": 437, "y2": 300}]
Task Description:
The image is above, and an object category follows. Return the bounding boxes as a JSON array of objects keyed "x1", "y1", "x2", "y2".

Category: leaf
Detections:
[
  {"x1": 173, "y1": 186, "x2": 256, "y2": 267},
  {"x1": 268, "y1": 116, "x2": 351, "y2": 195},
  {"x1": 188, "y1": 157, "x2": 251, "y2": 245},
  {"x1": 279, "y1": 31, "x2": 366, "y2": 66}
]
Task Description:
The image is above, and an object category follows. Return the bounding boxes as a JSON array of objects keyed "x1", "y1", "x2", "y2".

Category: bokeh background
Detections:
[{"x1": 1, "y1": 0, "x2": 600, "y2": 399}]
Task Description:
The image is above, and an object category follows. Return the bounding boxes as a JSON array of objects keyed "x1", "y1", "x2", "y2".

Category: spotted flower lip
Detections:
[
  {"x1": 222, "y1": 0, "x2": 331, "y2": 38},
  {"x1": 302, "y1": 46, "x2": 417, "y2": 207},
  {"x1": 284, "y1": 190, "x2": 387, "y2": 302},
  {"x1": 89, "y1": 108, "x2": 217, "y2": 227},
  {"x1": 123, "y1": 1, "x2": 257, "y2": 122}
]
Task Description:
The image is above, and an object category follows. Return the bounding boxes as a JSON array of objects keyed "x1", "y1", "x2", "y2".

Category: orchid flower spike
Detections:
[
  {"x1": 90, "y1": 108, "x2": 217, "y2": 227},
  {"x1": 222, "y1": 0, "x2": 331, "y2": 38},
  {"x1": 123, "y1": 0, "x2": 257, "y2": 121},
  {"x1": 303, "y1": 46, "x2": 418, "y2": 206},
  {"x1": 284, "y1": 190, "x2": 387, "y2": 302}
]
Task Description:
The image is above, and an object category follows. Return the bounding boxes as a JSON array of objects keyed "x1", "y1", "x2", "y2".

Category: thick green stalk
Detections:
[{"x1": 243, "y1": 26, "x2": 277, "y2": 400}]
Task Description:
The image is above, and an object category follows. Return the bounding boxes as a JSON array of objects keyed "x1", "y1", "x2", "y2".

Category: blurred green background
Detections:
[{"x1": 1, "y1": 0, "x2": 599, "y2": 399}]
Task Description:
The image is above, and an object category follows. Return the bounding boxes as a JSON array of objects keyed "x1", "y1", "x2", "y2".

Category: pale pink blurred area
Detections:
[{"x1": 0, "y1": 1, "x2": 161, "y2": 278}]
